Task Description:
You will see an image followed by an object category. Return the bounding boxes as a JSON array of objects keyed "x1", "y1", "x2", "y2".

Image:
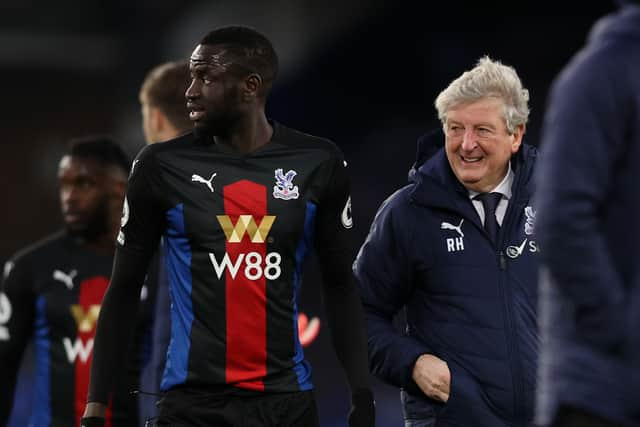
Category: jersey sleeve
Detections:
[
  {"x1": 87, "y1": 146, "x2": 166, "y2": 405},
  {"x1": 313, "y1": 147, "x2": 371, "y2": 395},
  {"x1": 0, "y1": 257, "x2": 35, "y2": 423},
  {"x1": 314, "y1": 148, "x2": 353, "y2": 265},
  {"x1": 117, "y1": 146, "x2": 166, "y2": 257}
]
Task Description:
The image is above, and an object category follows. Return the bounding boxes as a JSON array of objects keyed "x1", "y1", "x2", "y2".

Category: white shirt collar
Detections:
[{"x1": 467, "y1": 162, "x2": 513, "y2": 200}]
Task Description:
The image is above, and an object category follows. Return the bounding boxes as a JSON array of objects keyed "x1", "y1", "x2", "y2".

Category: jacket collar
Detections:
[{"x1": 407, "y1": 133, "x2": 537, "y2": 225}]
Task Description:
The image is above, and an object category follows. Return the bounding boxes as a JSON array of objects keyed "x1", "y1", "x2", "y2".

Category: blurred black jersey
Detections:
[{"x1": 0, "y1": 232, "x2": 149, "y2": 426}]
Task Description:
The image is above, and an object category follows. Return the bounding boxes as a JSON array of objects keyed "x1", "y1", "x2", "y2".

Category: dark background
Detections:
[{"x1": 2, "y1": 1, "x2": 616, "y2": 425}]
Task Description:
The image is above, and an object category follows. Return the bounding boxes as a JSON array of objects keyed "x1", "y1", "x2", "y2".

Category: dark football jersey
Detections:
[
  {"x1": 118, "y1": 122, "x2": 354, "y2": 394},
  {"x1": 0, "y1": 232, "x2": 144, "y2": 426}
]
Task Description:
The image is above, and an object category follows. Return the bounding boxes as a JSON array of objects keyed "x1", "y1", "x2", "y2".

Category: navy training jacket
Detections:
[{"x1": 355, "y1": 136, "x2": 539, "y2": 426}]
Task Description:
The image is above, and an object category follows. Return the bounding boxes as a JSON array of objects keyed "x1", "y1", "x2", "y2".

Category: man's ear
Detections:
[
  {"x1": 244, "y1": 73, "x2": 263, "y2": 101},
  {"x1": 150, "y1": 106, "x2": 166, "y2": 133},
  {"x1": 511, "y1": 123, "x2": 526, "y2": 153}
]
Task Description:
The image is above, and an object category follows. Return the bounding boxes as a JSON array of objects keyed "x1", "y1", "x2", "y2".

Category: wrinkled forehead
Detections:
[
  {"x1": 445, "y1": 97, "x2": 506, "y2": 121},
  {"x1": 190, "y1": 44, "x2": 232, "y2": 70}
]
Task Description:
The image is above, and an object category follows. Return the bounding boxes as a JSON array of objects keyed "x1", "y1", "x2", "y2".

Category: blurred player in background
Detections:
[
  {"x1": 535, "y1": 1, "x2": 640, "y2": 426},
  {"x1": 0, "y1": 137, "x2": 145, "y2": 427},
  {"x1": 139, "y1": 60, "x2": 193, "y2": 145}
]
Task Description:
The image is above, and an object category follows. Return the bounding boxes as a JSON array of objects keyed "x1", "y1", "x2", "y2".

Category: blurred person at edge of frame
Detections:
[
  {"x1": 0, "y1": 137, "x2": 146, "y2": 427},
  {"x1": 535, "y1": 1, "x2": 640, "y2": 427}
]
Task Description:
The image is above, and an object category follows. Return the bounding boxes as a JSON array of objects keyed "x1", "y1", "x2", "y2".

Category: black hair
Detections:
[
  {"x1": 200, "y1": 26, "x2": 279, "y2": 96},
  {"x1": 66, "y1": 135, "x2": 130, "y2": 176}
]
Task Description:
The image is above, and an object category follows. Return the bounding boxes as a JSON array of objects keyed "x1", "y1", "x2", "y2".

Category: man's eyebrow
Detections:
[{"x1": 190, "y1": 50, "x2": 231, "y2": 66}]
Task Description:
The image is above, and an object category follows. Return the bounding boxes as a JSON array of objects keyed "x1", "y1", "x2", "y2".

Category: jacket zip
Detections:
[
  {"x1": 498, "y1": 188, "x2": 527, "y2": 422},
  {"x1": 411, "y1": 148, "x2": 536, "y2": 422}
]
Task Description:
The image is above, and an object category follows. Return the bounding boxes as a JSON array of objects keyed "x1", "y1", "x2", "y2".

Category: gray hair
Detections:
[{"x1": 435, "y1": 56, "x2": 530, "y2": 134}]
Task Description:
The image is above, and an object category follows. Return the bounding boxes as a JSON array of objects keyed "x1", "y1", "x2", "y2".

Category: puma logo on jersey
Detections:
[
  {"x1": 192, "y1": 172, "x2": 217, "y2": 193},
  {"x1": 53, "y1": 269, "x2": 77, "y2": 290}
]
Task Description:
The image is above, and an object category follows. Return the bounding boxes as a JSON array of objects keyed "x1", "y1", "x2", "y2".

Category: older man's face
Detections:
[{"x1": 444, "y1": 97, "x2": 524, "y2": 193}]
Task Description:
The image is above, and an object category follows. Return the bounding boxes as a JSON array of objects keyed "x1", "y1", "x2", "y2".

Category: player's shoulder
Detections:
[
  {"x1": 155, "y1": 130, "x2": 195, "y2": 150},
  {"x1": 6, "y1": 230, "x2": 69, "y2": 268},
  {"x1": 136, "y1": 131, "x2": 195, "y2": 159},
  {"x1": 274, "y1": 122, "x2": 344, "y2": 159},
  {"x1": 130, "y1": 132, "x2": 196, "y2": 176}
]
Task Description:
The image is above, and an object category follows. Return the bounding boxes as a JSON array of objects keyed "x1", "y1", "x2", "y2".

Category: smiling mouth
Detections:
[{"x1": 460, "y1": 155, "x2": 483, "y2": 163}]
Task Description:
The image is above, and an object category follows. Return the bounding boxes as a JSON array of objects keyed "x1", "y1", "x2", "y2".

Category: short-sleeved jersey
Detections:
[
  {"x1": 0, "y1": 232, "x2": 144, "y2": 427},
  {"x1": 118, "y1": 122, "x2": 353, "y2": 394}
]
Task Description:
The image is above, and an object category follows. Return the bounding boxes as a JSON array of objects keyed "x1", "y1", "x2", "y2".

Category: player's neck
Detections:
[
  {"x1": 88, "y1": 215, "x2": 121, "y2": 255},
  {"x1": 88, "y1": 238, "x2": 115, "y2": 255},
  {"x1": 73, "y1": 230, "x2": 116, "y2": 256},
  {"x1": 215, "y1": 113, "x2": 272, "y2": 154},
  {"x1": 158, "y1": 123, "x2": 183, "y2": 143}
]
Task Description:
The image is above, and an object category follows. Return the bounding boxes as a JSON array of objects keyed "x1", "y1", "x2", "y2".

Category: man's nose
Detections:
[
  {"x1": 60, "y1": 187, "x2": 77, "y2": 207},
  {"x1": 461, "y1": 129, "x2": 477, "y2": 151},
  {"x1": 185, "y1": 80, "x2": 199, "y2": 100}
]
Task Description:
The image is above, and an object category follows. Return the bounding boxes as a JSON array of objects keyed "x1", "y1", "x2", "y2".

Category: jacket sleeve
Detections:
[
  {"x1": 353, "y1": 190, "x2": 430, "y2": 391},
  {"x1": 536, "y1": 51, "x2": 630, "y2": 350},
  {"x1": 0, "y1": 258, "x2": 35, "y2": 425}
]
